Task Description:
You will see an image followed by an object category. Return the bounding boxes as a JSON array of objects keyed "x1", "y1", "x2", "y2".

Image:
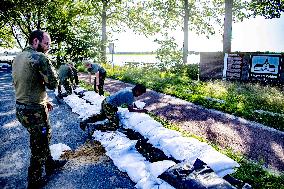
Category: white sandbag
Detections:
[
  {"x1": 50, "y1": 143, "x2": 71, "y2": 160},
  {"x1": 110, "y1": 152, "x2": 149, "y2": 183},
  {"x1": 135, "y1": 176, "x2": 175, "y2": 189},
  {"x1": 82, "y1": 91, "x2": 105, "y2": 106},
  {"x1": 159, "y1": 137, "x2": 211, "y2": 161},
  {"x1": 74, "y1": 87, "x2": 87, "y2": 93},
  {"x1": 126, "y1": 113, "x2": 153, "y2": 126},
  {"x1": 92, "y1": 131, "x2": 119, "y2": 147},
  {"x1": 216, "y1": 169, "x2": 237, "y2": 178},
  {"x1": 64, "y1": 94, "x2": 101, "y2": 120},
  {"x1": 98, "y1": 133, "x2": 127, "y2": 148},
  {"x1": 148, "y1": 160, "x2": 176, "y2": 178},
  {"x1": 134, "y1": 100, "x2": 146, "y2": 109},
  {"x1": 134, "y1": 120, "x2": 162, "y2": 137},
  {"x1": 105, "y1": 139, "x2": 137, "y2": 154},
  {"x1": 117, "y1": 107, "x2": 129, "y2": 119},
  {"x1": 147, "y1": 127, "x2": 181, "y2": 146},
  {"x1": 198, "y1": 148, "x2": 240, "y2": 177},
  {"x1": 124, "y1": 161, "x2": 150, "y2": 183},
  {"x1": 135, "y1": 176, "x2": 158, "y2": 189}
]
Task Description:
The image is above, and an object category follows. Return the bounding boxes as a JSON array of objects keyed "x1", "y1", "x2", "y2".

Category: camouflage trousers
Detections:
[
  {"x1": 85, "y1": 99, "x2": 119, "y2": 130},
  {"x1": 15, "y1": 102, "x2": 52, "y2": 181},
  {"x1": 101, "y1": 99, "x2": 119, "y2": 129},
  {"x1": 94, "y1": 70, "x2": 106, "y2": 95},
  {"x1": 58, "y1": 79, "x2": 72, "y2": 96}
]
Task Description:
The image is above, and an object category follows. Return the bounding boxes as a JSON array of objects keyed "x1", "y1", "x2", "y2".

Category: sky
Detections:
[{"x1": 112, "y1": 15, "x2": 284, "y2": 53}]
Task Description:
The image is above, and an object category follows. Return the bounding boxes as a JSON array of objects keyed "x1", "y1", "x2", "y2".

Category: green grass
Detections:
[
  {"x1": 102, "y1": 63, "x2": 284, "y2": 131},
  {"x1": 149, "y1": 113, "x2": 284, "y2": 189}
]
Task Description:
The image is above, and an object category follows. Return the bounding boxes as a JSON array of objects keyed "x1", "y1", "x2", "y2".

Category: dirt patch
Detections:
[{"x1": 61, "y1": 140, "x2": 106, "y2": 164}]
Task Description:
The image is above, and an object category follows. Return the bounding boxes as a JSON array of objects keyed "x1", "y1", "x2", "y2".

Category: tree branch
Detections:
[{"x1": 10, "y1": 24, "x2": 23, "y2": 49}]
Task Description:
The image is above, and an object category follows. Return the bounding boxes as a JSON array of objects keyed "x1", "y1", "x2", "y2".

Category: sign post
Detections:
[{"x1": 108, "y1": 43, "x2": 114, "y2": 71}]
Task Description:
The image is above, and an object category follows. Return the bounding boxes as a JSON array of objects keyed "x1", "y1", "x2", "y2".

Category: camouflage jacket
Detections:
[
  {"x1": 12, "y1": 46, "x2": 58, "y2": 105},
  {"x1": 58, "y1": 64, "x2": 73, "y2": 82}
]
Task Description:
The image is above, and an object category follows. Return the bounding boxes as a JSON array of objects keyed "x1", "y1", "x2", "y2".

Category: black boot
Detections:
[
  {"x1": 27, "y1": 164, "x2": 47, "y2": 189},
  {"x1": 45, "y1": 157, "x2": 67, "y2": 176},
  {"x1": 94, "y1": 78, "x2": 97, "y2": 92},
  {"x1": 27, "y1": 177, "x2": 48, "y2": 189},
  {"x1": 80, "y1": 120, "x2": 88, "y2": 131},
  {"x1": 98, "y1": 85, "x2": 104, "y2": 96}
]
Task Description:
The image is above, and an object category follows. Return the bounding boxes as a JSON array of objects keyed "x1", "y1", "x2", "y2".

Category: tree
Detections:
[
  {"x1": 222, "y1": 0, "x2": 283, "y2": 53},
  {"x1": 0, "y1": 0, "x2": 47, "y2": 49},
  {"x1": 223, "y1": 0, "x2": 233, "y2": 53},
  {"x1": 89, "y1": 0, "x2": 161, "y2": 63},
  {"x1": 146, "y1": 0, "x2": 224, "y2": 64},
  {"x1": 0, "y1": 0, "x2": 100, "y2": 63},
  {"x1": 249, "y1": 0, "x2": 284, "y2": 19}
]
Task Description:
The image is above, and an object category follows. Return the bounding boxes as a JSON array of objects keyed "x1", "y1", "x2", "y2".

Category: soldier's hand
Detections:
[{"x1": 47, "y1": 102, "x2": 54, "y2": 111}]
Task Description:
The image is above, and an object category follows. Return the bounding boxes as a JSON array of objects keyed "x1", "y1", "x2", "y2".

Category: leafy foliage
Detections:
[
  {"x1": 155, "y1": 37, "x2": 183, "y2": 70},
  {"x1": 248, "y1": 0, "x2": 284, "y2": 19}
]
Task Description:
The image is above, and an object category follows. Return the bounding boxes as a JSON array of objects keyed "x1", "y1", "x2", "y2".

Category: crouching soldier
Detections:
[
  {"x1": 57, "y1": 62, "x2": 78, "y2": 98},
  {"x1": 80, "y1": 84, "x2": 147, "y2": 131},
  {"x1": 84, "y1": 61, "x2": 106, "y2": 95}
]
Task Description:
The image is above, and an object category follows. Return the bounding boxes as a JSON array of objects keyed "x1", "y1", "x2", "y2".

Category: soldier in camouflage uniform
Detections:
[
  {"x1": 57, "y1": 62, "x2": 78, "y2": 98},
  {"x1": 12, "y1": 30, "x2": 66, "y2": 188},
  {"x1": 80, "y1": 84, "x2": 148, "y2": 131},
  {"x1": 84, "y1": 61, "x2": 106, "y2": 95}
]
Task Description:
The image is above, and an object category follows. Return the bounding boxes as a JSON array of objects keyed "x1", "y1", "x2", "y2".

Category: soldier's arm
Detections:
[{"x1": 31, "y1": 53, "x2": 58, "y2": 90}]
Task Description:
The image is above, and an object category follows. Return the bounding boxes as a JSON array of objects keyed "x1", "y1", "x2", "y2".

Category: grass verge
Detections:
[{"x1": 102, "y1": 63, "x2": 284, "y2": 131}]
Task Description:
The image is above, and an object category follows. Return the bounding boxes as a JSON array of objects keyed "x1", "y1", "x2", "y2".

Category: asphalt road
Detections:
[{"x1": 0, "y1": 70, "x2": 135, "y2": 189}]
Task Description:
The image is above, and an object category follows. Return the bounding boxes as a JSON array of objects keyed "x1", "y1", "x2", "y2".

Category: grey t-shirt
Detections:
[
  {"x1": 88, "y1": 63, "x2": 105, "y2": 73},
  {"x1": 106, "y1": 88, "x2": 134, "y2": 107}
]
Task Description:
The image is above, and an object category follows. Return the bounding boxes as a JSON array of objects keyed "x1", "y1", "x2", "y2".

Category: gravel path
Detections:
[
  {"x1": 0, "y1": 70, "x2": 135, "y2": 189},
  {"x1": 78, "y1": 73, "x2": 284, "y2": 173}
]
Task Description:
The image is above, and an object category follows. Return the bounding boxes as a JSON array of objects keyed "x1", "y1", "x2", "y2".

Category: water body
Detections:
[
  {"x1": 0, "y1": 53, "x2": 200, "y2": 66},
  {"x1": 106, "y1": 54, "x2": 200, "y2": 66}
]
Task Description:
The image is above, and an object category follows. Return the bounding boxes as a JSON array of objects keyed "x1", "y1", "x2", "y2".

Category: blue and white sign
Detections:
[
  {"x1": 250, "y1": 55, "x2": 281, "y2": 79},
  {"x1": 251, "y1": 56, "x2": 280, "y2": 74}
]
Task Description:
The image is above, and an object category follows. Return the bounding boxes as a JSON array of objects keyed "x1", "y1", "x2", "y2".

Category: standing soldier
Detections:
[
  {"x1": 12, "y1": 30, "x2": 66, "y2": 188},
  {"x1": 57, "y1": 62, "x2": 78, "y2": 98},
  {"x1": 84, "y1": 61, "x2": 106, "y2": 95}
]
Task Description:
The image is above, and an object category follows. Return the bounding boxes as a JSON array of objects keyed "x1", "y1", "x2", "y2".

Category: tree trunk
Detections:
[
  {"x1": 101, "y1": 1, "x2": 107, "y2": 63},
  {"x1": 37, "y1": 8, "x2": 41, "y2": 30},
  {"x1": 183, "y1": 0, "x2": 189, "y2": 64},
  {"x1": 223, "y1": 0, "x2": 233, "y2": 53}
]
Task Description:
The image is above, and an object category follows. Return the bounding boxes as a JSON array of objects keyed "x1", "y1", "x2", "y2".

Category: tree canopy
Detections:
[{"x1": 0, "y1": 0, "x2": 282, "y2": 64}]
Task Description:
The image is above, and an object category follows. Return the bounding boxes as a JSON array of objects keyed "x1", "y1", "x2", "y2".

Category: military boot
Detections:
[
  {"x1": 94, "y1": 78, "x2": 98, "y2": 93},
  {"x1": 80, "y1": 120, "x2": 88, "y2": 131},
  {"x1": 98, "y1": 85, "x2": 104, "y2": 96},
  {"x1": 27, "y1": 164, "x2": 47, "y2": 189},
  {"x1": 45, "y1": 156, "x2": 67, "y2": 176}
]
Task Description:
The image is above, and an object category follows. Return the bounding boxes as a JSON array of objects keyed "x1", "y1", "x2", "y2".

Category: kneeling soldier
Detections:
[{"x1": 80, "y1": 84, "x2": 147, "y2": 131}]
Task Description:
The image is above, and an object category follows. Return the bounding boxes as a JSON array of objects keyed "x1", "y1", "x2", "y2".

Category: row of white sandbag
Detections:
[
  {"x1": 64, "y1": 88, "x2": 239, "y2": 178},
  {"x1": 118, "y1": 110, "x2": 240, "y2": 178},
  {"x1": 93, "y1": 130, "x2": 176, "y2": 189}
]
